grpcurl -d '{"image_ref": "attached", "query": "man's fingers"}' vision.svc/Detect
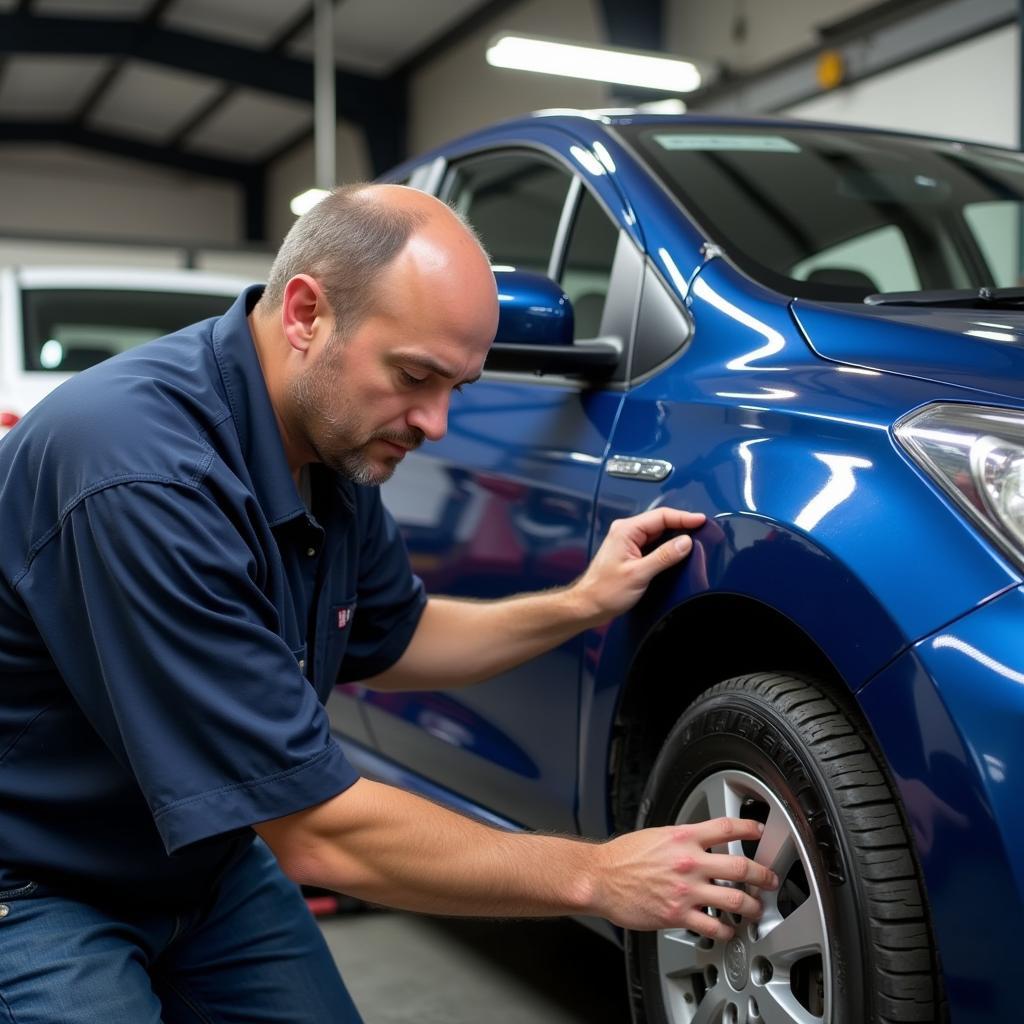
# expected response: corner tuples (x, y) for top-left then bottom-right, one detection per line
(694, 883), (764, 920)
(682, 908), (735, 942)
(703, 851), (779, 891)
(687, 816), (765, 850)
(614, 507), (706, 546)
(636, 535), (694, 581)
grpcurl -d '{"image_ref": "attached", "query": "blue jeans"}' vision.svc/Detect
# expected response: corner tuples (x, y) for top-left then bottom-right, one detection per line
(0, 840), (363, 1024)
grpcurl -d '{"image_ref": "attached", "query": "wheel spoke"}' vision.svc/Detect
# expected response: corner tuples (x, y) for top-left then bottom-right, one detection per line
(690, 981), (729, 1024)
(657, 928), (706, 978)
(754, 805), (797, 876)
(700, 775), (744, 854)
(755, 896), (825, 966)
(757, 981), (823, 1024)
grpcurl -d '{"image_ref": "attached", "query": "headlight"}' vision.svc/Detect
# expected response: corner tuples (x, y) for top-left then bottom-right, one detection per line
(895, 403), (1024, 570)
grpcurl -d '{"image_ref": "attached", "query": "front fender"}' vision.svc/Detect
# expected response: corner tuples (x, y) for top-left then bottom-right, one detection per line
(858, 584), (1024, 1021)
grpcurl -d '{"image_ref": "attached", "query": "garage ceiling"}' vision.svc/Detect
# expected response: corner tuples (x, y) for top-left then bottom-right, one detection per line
(0, 0), (666, 238)
(0, 0), (511, 196)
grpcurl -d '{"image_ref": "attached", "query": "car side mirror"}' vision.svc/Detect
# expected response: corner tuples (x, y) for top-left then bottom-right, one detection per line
(486, 269), (621, 378)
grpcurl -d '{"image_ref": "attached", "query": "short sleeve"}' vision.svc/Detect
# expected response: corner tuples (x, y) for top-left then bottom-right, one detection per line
(15, 480), (358, 855)
(338, 487), (427, 682)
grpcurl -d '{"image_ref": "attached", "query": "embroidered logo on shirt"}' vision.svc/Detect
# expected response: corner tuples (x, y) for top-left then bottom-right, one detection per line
(337, 607), (352, 629)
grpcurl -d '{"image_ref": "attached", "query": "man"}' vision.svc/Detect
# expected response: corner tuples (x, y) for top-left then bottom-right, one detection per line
(0, 184), (776, 1022)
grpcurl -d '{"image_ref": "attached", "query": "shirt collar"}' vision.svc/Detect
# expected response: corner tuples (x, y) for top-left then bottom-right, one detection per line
(211, 285), (307, 527)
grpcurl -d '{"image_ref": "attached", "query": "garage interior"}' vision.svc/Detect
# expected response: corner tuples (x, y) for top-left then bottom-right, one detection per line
(0, 1), (1020, 1021)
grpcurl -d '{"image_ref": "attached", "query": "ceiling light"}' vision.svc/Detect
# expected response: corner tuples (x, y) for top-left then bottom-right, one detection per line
(638, 98), (688, 115)
(486, 34), (706, 93)
(290, 188), (330, 217)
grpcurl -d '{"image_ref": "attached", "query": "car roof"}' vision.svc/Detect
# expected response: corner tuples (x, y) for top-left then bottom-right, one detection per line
(417, 108), (1019, 157)
(11, 266), (252, 295)
(540, 109), (1020, 149)
(383, 109), (1018, 184)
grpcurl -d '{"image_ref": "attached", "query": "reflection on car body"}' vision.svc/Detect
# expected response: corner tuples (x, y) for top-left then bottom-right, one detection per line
(336, 112), (1024, 1023)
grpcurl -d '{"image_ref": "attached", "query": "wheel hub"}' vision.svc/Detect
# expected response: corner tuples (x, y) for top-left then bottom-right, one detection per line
(656, 769), (831, 1024)
(724, 937), (749, 991)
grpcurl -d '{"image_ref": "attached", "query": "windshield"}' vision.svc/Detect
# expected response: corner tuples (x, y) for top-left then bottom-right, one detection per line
(619, 123), (1024, 302)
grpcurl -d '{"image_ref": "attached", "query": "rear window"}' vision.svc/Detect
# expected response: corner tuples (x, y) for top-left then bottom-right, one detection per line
(22, 289), (236, 372)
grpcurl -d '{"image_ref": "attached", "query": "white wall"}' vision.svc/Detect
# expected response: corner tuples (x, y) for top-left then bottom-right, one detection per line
(408, 0), (609, 158)
(0, 238), (182, 269)
(667, 0), (879, 74)
(786, 25), (1019, 147)
(263, 120), (373, 245)
(0, 144), (244, 244)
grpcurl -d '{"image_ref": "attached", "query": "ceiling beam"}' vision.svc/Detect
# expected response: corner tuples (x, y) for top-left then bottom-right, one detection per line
(597, 0), (663, 51)
(0, 120), (253, 180)
(0, 11), (401, 122)
(167, 2), (324, 151)
(71, 0), (179, 128)
(395, 0), (520, 77)
(0, 0), (35, 97)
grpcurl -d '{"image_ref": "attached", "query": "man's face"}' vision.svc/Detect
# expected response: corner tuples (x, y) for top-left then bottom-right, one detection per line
(289, 232), (497, 485)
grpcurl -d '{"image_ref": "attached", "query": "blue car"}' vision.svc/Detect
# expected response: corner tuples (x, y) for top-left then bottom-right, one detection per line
(330, 111), (1024, 1024)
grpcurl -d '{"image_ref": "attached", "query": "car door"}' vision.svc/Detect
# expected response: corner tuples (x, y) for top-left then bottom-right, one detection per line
(362, 137), (641, 832)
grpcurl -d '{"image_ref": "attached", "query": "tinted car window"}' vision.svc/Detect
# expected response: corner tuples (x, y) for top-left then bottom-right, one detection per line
(22, 289), (236, 372)
(447, 152), (571, 275)
(964, 199), (1024, 287)
(791, 223), (921, 293)
(559, 188), (620, 338)
(620, 124), (1024, 301)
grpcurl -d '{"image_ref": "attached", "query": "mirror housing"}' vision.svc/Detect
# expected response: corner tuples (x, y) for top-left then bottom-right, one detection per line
(486, 269), (621, 378)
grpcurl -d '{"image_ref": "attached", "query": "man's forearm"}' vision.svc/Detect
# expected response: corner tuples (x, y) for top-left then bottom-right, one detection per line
(257, 778), (595, 917)
(367, 509), (707, 692)
(365, 591), (601, 691)
(254, 778), (775, 934)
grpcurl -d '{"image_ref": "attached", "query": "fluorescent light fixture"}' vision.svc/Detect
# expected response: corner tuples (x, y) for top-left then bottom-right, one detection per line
(290, 188), (330, 216)
(638, 98), (688, 115)
(487, 33), (705, 93)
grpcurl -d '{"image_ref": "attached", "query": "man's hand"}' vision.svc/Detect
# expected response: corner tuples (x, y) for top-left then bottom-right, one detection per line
(573, 508), (707, 626)
(365, 506), (707, 691)
(589, 817), (777, 936)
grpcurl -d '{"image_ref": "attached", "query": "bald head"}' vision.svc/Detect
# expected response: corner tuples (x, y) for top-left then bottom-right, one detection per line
(256, 182), (490, 341)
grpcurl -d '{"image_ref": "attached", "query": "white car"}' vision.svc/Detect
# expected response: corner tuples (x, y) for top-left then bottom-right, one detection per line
(0, 266), (252, 435)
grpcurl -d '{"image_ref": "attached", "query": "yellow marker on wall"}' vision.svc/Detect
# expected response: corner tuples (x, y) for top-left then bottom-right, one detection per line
(817, 50), (846, 90)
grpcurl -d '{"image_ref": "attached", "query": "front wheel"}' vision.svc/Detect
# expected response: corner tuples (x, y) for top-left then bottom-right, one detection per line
(626, 672), (943, 1024)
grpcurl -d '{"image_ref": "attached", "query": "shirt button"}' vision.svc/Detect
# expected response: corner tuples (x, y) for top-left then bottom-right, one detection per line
(306, 546), (317, 557)
(0, 905), (8, 918)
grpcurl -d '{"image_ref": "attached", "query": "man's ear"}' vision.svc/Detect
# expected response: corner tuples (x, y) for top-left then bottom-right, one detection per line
(281, 274), (328, 354)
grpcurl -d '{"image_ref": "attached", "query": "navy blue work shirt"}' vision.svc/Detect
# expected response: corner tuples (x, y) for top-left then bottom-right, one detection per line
(0, 285), (426, 905)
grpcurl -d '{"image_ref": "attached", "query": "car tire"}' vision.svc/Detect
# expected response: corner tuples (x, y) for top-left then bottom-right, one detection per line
(625, 672), (943, 1024)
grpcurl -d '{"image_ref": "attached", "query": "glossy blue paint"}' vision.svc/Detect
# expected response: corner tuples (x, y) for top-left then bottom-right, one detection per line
(363, 380), (624, 832)
(859, 585), (1024, 1021)
(793, 300), (1024, 403)
(493, 269), (573, 346)
(340, 112), (1024, 1020)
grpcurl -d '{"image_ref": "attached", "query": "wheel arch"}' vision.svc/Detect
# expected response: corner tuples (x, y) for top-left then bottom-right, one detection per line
(604, 594), (846, 835)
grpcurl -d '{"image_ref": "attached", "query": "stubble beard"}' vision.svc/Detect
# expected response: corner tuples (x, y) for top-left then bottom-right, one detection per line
(289, 334), (423, 486)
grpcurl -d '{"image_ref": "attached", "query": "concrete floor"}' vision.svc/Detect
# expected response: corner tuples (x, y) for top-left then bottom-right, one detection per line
(320, 909), (631, 1023)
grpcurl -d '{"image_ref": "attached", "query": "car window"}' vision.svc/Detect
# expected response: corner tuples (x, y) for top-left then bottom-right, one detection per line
(964, 200), (1024, 287)
(790, 224), (920, 294)
(447, 152), (572, 275)
(620, 124), (1024, 300)
(22, 289), (236, 372)
(559, 188), (620, 338)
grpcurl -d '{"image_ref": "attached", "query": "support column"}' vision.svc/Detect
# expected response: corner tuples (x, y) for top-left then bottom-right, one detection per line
(314, 0), (336, 191)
